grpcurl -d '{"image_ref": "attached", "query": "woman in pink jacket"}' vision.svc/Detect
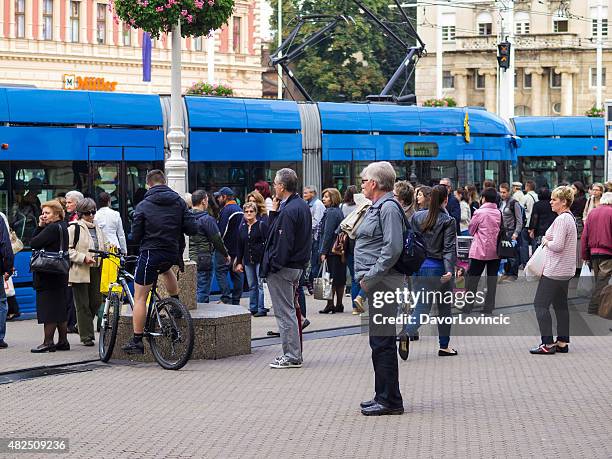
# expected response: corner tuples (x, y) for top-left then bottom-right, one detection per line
(464, 187), (501, 314)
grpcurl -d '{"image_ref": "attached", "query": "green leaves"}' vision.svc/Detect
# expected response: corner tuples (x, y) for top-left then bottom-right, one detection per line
(186, 81), (234, 96)
(112, 0), (235, 38)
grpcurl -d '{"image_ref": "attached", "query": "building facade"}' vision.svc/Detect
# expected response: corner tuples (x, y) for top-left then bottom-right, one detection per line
(416, 0), (612, 116)
(0, 0), (264, 96)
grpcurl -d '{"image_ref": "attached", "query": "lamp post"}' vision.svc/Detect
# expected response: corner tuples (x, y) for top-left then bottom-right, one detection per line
(165, 21), (187, 197)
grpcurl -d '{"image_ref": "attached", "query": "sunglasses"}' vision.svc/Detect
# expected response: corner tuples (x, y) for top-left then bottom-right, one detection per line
(81, 211), (96, 216)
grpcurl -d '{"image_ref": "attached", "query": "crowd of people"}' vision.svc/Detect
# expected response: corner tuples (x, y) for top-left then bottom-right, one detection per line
(0, 164), (611, 417)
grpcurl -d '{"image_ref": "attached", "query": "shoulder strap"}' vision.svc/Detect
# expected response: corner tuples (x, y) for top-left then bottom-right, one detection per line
(57, 223), (65, 253)
(377, 198), (410, 233)
(69, 222), (80, 249)
(222, 211), (244, 239)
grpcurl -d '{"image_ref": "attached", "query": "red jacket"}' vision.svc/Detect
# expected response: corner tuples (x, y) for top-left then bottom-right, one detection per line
(581, 205), (612, 259)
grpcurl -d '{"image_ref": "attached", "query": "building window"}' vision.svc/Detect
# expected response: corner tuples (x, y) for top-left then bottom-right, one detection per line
(442, 26), (456, 42)
(514, 70), (519, 89)
(550, 71), (562, 88)
(194, 36), (203, 51)
(42, 0), (53, 40)
(233, 16), (242, 53)
(96, 4), (106, 44)
(443, 71), (454, 89)
(122, 24), (130, 46)
(592, 19), (609, 37)
(478, 23), (492, 35)
(70, 1), (80, 43)
(590, 68), (607, 87)
(554, 9), (568, 33)
(515, 105), (531, 116)
(15, 0), (25, 38)
(475, 71), (485, 90)
(524, 73), (532, 89)
(515, 12), (530, 35)
(552, 103), (561, 114)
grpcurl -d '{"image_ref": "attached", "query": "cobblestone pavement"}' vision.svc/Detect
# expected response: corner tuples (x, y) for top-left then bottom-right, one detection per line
(2, 328), (612, 458)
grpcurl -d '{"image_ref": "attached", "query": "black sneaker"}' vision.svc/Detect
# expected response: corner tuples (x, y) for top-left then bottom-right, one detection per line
(122, 338), (145, 355)
(398, 333), (409, 361)
(0, 340), (7, 349)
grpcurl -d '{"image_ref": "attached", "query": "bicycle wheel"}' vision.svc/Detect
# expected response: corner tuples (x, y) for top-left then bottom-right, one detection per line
(99, 292), (121, 362)
(147, 298), (194, 370)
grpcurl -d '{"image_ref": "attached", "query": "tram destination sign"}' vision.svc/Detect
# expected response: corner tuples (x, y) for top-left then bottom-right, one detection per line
(404, 142), (439, 158)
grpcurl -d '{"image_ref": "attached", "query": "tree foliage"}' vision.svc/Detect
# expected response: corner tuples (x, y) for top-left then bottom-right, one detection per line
(269, 0), (417, 102)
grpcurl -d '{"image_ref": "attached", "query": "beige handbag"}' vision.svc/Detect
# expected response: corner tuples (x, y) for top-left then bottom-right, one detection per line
(313, 260), (333, 300)
(10, 230), (24, 254)
(340, 201), (371, 240)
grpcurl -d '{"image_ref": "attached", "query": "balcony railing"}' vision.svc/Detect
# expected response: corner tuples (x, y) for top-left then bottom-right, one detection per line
(456, 33), (588, 51)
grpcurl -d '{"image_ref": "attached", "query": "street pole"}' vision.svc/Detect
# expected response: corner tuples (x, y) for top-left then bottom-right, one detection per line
(435, 2), (443, 99)
(597, 0), (603, 109)
(166, 20), (187, 197)
(277, 0), (283, 99)
(498, 0), (514, 121)
(207, 33), (216, 84)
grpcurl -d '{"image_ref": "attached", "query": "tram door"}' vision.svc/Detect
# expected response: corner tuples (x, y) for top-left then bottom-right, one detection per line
(88, 147), (162, 253)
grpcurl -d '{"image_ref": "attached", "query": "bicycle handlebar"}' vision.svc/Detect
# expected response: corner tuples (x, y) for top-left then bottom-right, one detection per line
(88, 249), (138, 263)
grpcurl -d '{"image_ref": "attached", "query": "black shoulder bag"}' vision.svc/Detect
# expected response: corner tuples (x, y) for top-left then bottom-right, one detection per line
(30, 224), (70, 275)
(496, 210), (516, 259)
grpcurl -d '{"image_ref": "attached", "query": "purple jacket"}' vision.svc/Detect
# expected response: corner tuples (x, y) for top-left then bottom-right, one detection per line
(468, 202), (501, 260)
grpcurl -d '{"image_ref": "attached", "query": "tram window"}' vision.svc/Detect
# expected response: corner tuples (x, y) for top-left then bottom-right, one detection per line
(126, 162), (160, 226)
(482, 161), (500, 187)
(0, 167), (7, 216)
(328, 162), (350, 194)
(92, 164), (120, 211)
(11, 162), (84, 246)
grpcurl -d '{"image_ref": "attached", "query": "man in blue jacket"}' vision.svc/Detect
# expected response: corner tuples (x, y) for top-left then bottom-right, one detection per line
(214, 187), (244, 305)
(261, 168), (312, 369)
(0, 217), (15, 349)
(440, 178), (461, 235)
(122, 170), (198, 355)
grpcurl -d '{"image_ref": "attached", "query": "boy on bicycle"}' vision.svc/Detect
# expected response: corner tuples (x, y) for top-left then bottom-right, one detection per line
(122, 170), (198, 355)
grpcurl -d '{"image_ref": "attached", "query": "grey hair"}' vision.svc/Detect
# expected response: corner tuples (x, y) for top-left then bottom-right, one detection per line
(441, 177), (453, 187)
(601, 192), (612, 205)
(184, 193), (193, 209)
(66, 190), (84, 203)
(76, 197), (97, 214)
(275, 168), (299, 193)
(303, 185), (317, 195)
(361, 162), (396, 192)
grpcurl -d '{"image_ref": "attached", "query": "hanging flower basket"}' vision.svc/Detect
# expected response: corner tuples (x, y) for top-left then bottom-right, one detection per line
(422, 97), (457, 108)
(186, 81), (233, 96)
(585, 105), (604, 117)
(111, 0), (235, 39)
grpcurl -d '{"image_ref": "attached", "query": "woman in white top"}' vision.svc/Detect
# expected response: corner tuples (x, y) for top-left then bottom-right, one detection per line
(94, 192), (127, 253)
(455, 188), (471, 236)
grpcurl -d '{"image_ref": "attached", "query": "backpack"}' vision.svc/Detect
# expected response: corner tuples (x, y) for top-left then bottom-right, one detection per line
(510, 199), (527, 229)
(69, 222), (81, 249)
(377, 199), (427, 276)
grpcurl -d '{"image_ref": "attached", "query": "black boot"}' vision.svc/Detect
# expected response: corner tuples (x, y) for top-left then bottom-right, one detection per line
(319, 301), (335, 314)
(334, 285), (344, 313)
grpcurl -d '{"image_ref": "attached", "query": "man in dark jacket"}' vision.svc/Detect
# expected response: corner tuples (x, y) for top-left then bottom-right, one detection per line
(122, 170), (198, 355)
(261, 168), (312, 369)
(0, 216), (15, 348)
(499, 182), (524, 281)
(214, 187), (244, 305)
(190, 189), (230, 304)
(440, 178), (461, 235)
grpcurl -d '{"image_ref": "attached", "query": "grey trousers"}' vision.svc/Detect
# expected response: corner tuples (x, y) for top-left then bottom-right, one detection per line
(267, 267), (302, 362)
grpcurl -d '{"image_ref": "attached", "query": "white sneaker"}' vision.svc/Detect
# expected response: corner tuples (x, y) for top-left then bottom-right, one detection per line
(269, 356), (302, 369)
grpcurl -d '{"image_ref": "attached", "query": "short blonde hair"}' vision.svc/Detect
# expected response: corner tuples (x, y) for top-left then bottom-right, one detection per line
(243, 202), (258, 214)
(551, 186), (574, 208)
(43, 200), (65, 221)
(322, 188), (342, 207)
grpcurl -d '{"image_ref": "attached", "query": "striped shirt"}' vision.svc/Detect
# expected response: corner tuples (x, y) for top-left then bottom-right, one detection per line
(542, 212), (577, 280)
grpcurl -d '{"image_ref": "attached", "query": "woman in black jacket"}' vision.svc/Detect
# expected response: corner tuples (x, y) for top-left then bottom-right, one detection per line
(29, 200), (70, 353)
(400, 185), (458, 360)
(318, 188), (346, 314)
(235, 202), (269, 317)
(528, 188), (557, 245)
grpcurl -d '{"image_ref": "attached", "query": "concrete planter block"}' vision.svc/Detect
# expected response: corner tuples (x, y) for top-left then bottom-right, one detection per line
(156, 260), (197, 311)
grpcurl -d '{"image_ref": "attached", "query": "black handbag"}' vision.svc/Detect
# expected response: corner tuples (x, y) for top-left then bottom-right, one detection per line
(496, 210), (516, 259)
(30, 224), (70, 275)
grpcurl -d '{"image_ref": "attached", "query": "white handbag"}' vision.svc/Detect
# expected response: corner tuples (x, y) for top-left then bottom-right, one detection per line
(313, 260), (333, 300)
(576, 263), (594, 297)
(524, 245), (546, 280)
(4, 276), (15, 297)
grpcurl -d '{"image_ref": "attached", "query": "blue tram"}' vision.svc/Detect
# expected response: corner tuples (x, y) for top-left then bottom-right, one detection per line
(0, 87), (543, 314)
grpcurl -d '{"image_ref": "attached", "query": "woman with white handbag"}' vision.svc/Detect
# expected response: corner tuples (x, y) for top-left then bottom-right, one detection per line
(529, 186), (577, 355)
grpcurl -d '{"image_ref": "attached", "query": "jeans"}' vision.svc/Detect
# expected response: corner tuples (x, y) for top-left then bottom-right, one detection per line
(346, 251), (361, 301)
(196, 270), (213, 303)
(403, 264), (452, 349)
(519, 228), (536, 266)
(0, 281), (7, 341)
(215, 252), (244, 305)
(245, 263), (265, 314)
(534, 276), (570, 345)
(466, 258), (501, 313)
(308, 238), (320, 285)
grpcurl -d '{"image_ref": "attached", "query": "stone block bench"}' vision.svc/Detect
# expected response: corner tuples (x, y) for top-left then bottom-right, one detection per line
(110, 303), (251, 363)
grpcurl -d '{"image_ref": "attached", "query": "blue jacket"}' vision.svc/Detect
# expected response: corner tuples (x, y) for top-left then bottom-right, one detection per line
(217, 201), (243, 257)
(446, 194), (462, 235)
(236, 217), (269, 266)
(261, 193), (312, 277)
(319, 206), (343, 256)
(131, 185), (198, 263)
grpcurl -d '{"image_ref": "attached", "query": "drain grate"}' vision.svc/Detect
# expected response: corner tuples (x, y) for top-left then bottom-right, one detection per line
(0, 363), (105, 385)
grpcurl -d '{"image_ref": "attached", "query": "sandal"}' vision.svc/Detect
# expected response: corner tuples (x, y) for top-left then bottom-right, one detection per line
(438, 348), (458, 357)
